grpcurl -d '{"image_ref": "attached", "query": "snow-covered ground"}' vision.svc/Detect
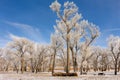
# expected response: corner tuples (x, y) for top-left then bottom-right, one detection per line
(0, 71), (120, 80)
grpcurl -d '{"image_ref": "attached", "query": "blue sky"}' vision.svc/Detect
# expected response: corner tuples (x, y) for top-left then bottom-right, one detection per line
(0, 0), (120, 47)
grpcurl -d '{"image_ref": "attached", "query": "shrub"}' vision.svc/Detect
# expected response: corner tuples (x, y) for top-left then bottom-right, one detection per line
(52, 72), (78, 76)
(98, 72), (105, 75)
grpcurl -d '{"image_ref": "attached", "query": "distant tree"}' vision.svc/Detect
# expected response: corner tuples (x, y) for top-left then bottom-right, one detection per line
(108, 35), (120, 75)
(7, 34), (32, 74)
(91, 46), (101, 72)
(0, 48), (2, 56)
(2, 49), (12, 72)
(0, 48), (5, 71)
(25, 42), (35, 73)
(50, 33), (63, 74)
(34, 44), (48, 73)
(58, 48), (67, 71)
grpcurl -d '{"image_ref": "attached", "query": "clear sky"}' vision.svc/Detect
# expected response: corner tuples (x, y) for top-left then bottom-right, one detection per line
(0, 0), (120, 47)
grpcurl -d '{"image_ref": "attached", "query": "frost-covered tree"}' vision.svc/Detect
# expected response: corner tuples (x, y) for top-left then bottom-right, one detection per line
(3, 48), (20, 73)
(0, 48), (2, 56)
(50, 0), (99, 74)
(7, 35), (33, 73)
(108, 35), (120, 75)
(34, 44), (48, 73)
(0, 48), (6, 70)
(50, 33), (63, 74)
(0, 48), (4, 71)
(79, 46), (95, 74)
(58, 48), (67, 71)
(25, 42), (35, 73)
(5, 34), (50, 73)
(79, 20), (99, 74)
(0, 48), (12, 72)
(91, 46), (101, 71)
(98, 49), (111, 72)
(89, 46), (112, 73)
(50, 0), (82, 73)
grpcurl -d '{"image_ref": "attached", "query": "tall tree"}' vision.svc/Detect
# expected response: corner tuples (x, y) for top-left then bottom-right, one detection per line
(50, 0), (99, 74)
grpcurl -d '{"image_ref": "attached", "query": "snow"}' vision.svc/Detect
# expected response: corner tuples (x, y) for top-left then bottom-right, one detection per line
(0, 71), (120, 80)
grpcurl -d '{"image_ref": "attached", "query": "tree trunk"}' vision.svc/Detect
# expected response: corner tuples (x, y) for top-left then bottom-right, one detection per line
(21, 55), (24, 74)
(74, 58), (78, 71)
(70, 47), (76, 72)
(66, 34), (70, 73)
(115, 60), (117, 75)
(35, 68), (38, 73)
(30, 58), (34, 73)
(14, 64), (19, 73)
(48, 55), (53, 72)
(80, 60), (84, 75)
(52, 49), (56, 75)
(5, 64), (9, 72)
(80, 64), (83, 75)
(118, 61), (120, 72)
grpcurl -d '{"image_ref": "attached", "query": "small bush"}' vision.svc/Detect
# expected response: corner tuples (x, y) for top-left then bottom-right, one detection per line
(98, 72), (105, 75)
(52, 72), (78, 76)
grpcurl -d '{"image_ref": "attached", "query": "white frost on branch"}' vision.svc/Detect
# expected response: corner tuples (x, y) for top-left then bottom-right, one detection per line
(50, 0), (61, 12)
(108, 35), (120, 57)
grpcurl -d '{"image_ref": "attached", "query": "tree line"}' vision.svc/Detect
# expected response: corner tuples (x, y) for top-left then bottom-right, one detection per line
(0, 0), (120, 75)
